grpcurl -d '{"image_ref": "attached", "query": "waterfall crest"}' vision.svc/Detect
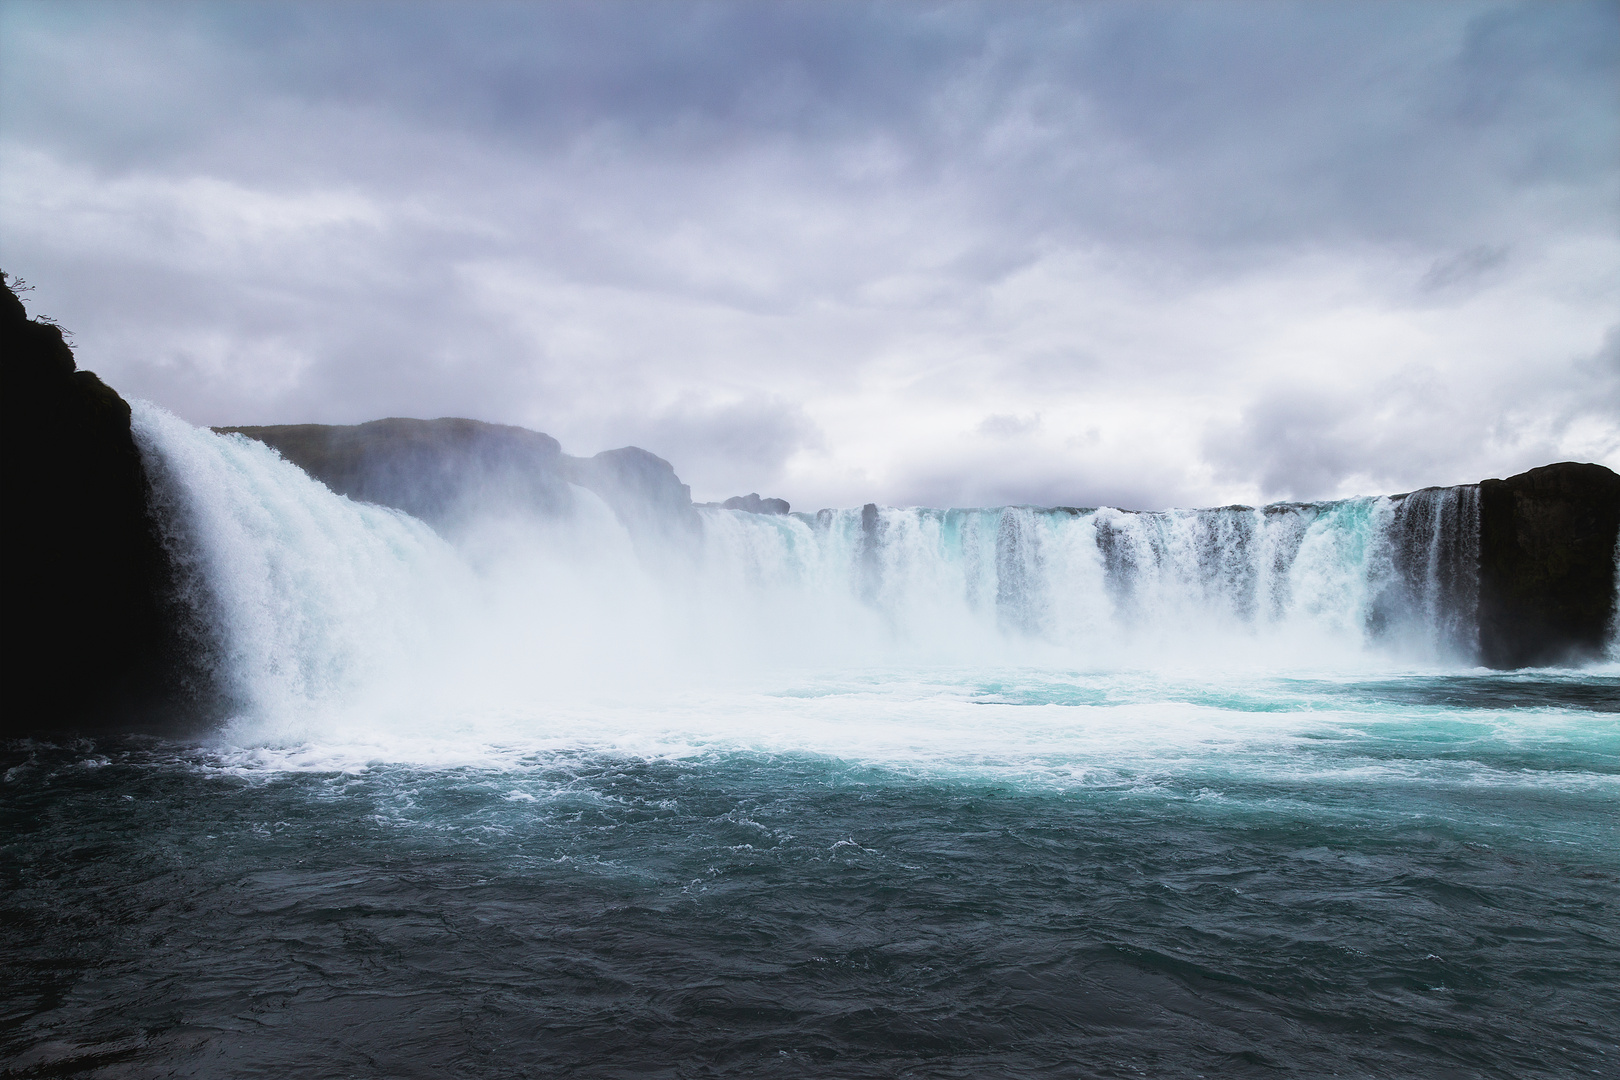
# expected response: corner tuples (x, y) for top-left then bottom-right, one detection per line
(132, 405), (1496, 728)
(702, 492), (1482, 663)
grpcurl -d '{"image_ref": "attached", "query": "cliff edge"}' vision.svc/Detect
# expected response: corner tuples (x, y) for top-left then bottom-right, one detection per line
(1478, 462), (1620, 668)
(0, 275), (205, 734)
(216, 418), (572, 526)
(218, 420), (702, 547)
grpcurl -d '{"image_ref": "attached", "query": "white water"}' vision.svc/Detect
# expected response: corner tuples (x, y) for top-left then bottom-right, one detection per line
(131, 404), (1518, 769)
(697, 494), (1479, 666)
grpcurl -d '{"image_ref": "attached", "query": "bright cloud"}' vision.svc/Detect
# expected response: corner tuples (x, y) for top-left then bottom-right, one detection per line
(2, 0), (1615, 509)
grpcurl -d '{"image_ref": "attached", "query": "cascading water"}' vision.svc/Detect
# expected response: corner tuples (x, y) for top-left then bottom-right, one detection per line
(131, 404), (1494, 732)
(1376, 484), (1481, 657)
(134, 404), (461, 722)
(702, 493), (1483, 665)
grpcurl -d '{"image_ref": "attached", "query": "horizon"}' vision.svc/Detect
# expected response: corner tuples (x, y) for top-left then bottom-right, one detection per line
(2, 0), (1616, 510)
(202, 402), (1610, 515)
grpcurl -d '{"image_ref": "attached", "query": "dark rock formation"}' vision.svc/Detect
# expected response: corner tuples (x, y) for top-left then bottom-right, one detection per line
(221, 419), (701, 547)
(562, 446), (702, 546)
(723, 493), (790, 515)
(1, 274), (207, 735)
(1478, 462), (1620, 668)
(857, 502), (883, 604)
(216, 418), (572, 528)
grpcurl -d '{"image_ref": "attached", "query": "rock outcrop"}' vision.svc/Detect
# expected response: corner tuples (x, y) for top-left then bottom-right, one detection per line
(216, 418), (572, 528)
(562, 446), (702, 545)
(220, 419), (701, 547)
(0, 275), (207, 734)
(723, 493), (790, 515)
(1478, 462), (1620, 668)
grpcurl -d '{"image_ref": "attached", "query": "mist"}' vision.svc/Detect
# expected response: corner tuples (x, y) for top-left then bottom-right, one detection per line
(123, 402), (1516, 769)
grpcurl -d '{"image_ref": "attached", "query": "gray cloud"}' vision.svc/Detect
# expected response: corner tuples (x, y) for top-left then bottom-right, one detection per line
(1419, 245), (1511, 294)
(977, 413), (1042, 439)
(1205, 330), (1620, 501)
(11, 2), (1613, 248)
(2, 0), (1615, 509)
(598, 395), (825, 503)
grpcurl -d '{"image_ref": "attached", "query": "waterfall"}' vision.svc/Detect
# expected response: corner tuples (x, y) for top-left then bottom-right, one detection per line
(131, 405), (1494, 727)
(133, 403), (461, 720)
(704, 490), (1481, 662)
(1375, 485), (1481, 657)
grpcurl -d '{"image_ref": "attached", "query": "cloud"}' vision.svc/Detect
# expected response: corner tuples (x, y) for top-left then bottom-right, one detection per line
(977, 413), (1041, 439)
(596, 395), (826, 503)
(1, 0), (1615, 509)
(1419, 245), (1510, 294)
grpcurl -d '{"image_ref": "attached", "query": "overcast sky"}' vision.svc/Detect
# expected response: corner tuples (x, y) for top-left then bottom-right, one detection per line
(2, 1), (1616, 510)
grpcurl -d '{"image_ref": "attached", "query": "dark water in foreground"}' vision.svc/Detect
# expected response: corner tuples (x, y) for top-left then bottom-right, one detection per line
(3, 674), (1618, 1079)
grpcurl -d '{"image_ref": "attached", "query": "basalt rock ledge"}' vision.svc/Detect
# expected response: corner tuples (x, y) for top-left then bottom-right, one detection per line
(1477, 462), (1620, 668)
(1, 276), (210, 735)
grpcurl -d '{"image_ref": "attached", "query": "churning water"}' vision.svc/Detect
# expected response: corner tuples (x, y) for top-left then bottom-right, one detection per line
(2, 406), (1616, 1078)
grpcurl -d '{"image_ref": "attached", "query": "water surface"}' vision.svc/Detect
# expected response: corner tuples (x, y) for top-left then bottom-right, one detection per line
(5, 671), (1616, 1078)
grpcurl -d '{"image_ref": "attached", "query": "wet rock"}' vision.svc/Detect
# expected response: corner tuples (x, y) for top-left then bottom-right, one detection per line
(223, 420), (702, 550)
(722, 493), (790, 515)
(1478, 462), (1620, 668)
(0, 274), (208, 734)
(561, 445), (702, 548)
(217, 418), (572, 527)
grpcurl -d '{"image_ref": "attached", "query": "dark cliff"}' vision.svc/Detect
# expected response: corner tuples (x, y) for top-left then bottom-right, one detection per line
(0, 275), (206, 734)
(1478, 462), (1620, 668)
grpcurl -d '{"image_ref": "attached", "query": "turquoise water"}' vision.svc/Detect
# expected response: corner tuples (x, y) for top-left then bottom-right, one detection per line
(5, 671), (1616, 1078)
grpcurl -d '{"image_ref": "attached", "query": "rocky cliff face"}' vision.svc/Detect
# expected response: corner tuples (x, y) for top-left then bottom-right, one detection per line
(1478, 462), (1620, 668)
(0, 276), (209, 734)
